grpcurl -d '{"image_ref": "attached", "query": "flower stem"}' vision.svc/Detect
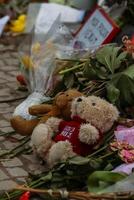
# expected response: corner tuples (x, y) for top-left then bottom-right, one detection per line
(59, 63), (84, 75)
(87, 145), (108, 158)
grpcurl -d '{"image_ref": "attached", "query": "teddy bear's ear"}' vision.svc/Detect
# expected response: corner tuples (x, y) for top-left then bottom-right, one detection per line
(101, 103), (119, 132)
(108, 103), (119, 121)
(66, 89), (83, 99)
(53, 92), (64, 104)
(70, 98), (77, 117)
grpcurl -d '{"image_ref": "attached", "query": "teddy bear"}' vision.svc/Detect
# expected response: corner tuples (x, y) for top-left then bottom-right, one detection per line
(31, 95), (119, 168)
(10, 89), (83, 136)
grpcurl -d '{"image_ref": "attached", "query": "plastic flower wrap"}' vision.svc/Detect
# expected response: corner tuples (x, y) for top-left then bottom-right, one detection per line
(13, 17), (73, 119)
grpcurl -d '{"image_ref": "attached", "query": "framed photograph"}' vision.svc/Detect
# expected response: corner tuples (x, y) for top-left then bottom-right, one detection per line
(73, 5), (120, 49)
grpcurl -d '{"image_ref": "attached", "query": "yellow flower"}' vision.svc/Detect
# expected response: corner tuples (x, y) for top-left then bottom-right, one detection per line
(18, 15), (26, 21)
(21, 55), (33, 69)
(32, 42), (41, 53)
(10, 14), (26, 33)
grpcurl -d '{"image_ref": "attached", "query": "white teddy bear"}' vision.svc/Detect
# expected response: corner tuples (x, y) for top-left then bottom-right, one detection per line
(31, 96), (119, 168)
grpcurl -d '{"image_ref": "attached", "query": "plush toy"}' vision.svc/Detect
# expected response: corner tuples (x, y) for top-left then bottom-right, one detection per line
(10, 89), (83, 136)
(31, 96), (119, 168)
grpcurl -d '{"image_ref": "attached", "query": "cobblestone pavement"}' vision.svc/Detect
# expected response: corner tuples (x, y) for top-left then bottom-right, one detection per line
(0, 37), (44, 193)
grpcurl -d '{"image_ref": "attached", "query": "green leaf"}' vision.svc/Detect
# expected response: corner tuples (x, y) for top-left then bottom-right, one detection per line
(96, 45), (112, 65)
(116, 51), (128, 64)
(83, 63), (98, 79)
(117, 74), (134, 105)
(104, 163), (114, 171)
(107, 65), (134, 106)
(96, 45), (114, 73)
(107, 84), (120, 104)
(87, 171), (126, 193)
(89, 159), (103, 170)
(96, 45), (127, 74)
(40, 172), (52, 182)
(63, 73), (75, 89)
(123, 64), (134, 79)
(68, 156), (90, 165)
(95, 67), (108, 80)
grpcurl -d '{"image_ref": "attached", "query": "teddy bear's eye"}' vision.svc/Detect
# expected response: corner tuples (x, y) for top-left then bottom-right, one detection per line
(92, 102), (96, 106)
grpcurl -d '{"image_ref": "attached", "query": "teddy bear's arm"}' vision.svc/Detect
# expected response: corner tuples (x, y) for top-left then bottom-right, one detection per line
(29, 104), (53, 116)
(10, 116), (39, 136)
(39, 106), (61, 124)
(79, 123), (99, 145)
(45, 117), (62, 132)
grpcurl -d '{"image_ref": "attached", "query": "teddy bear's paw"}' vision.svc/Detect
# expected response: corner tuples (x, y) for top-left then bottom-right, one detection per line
(46, 117), (62, 132)
(79, 124), (99, 145)
(31, 123), (53, 158)
(47, 141), (74, 168)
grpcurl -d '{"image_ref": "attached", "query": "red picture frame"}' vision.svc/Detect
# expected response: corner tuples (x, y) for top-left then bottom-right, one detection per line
(73, 4), (120, 47)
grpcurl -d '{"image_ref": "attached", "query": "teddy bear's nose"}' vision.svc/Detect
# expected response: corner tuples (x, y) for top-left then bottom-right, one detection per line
(77, 97), (82, 102)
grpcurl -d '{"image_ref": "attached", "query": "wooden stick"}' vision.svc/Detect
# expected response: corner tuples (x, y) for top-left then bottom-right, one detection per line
(14, 185), (134, 200)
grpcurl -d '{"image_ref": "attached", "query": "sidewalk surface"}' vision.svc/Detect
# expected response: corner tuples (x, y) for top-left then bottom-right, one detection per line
(0, 37), (44, 193)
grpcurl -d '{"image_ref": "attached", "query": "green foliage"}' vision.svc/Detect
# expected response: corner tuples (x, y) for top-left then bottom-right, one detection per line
(60, 44), (134, 107)
(106, 84), (120, 104)
(87, 171), (126, 193)
(96, 45), (127, 74)
(107, 65), (134, 106)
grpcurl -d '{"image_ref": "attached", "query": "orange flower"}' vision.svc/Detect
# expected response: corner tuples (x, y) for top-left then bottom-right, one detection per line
(122, 35), (134, 57)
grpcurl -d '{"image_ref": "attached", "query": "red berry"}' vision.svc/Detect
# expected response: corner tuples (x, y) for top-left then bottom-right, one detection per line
(16, 75), (27, 86)
(19, 192), (30, 200)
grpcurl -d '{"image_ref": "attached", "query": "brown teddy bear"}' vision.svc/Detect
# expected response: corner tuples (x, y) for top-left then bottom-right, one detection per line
(10, 89), (83, 136)
(31, 95), (119, 168)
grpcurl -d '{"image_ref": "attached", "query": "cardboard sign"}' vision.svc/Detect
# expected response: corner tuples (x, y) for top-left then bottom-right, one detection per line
(73, 5), (120, 49)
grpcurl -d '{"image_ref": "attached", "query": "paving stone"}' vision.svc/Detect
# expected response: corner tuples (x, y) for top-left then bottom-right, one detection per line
(8, 71), (19, 76)
(0, 41), (45, 192)
(0, 72), (6, 78)
(16, 177), (26, 184)
(0, 136), (5, 142)
(0, 103), (10, 108)
(3, 140), (19, 149)
(4, 75), (16, 82)
(12, 134), (25, 140)
(7, 45), (15, 50)
(0, 66), (18, 71)
(11, 100), (23, 106)
(0, 88), (10, 96)
(0, 44), (5, 49)
(30, 169), (44, 175)
(22, 154), (40, 164)
(0, 79), (7, 84)
(10, 52), (18, 58)
(0, 169), (9, 180)
(28, 163), (44, 174)
(6, 167), (28, 177)
(0, 60), (4, 66)
(0, 127), (14, 133)
(5, 59), (19, 66)
(0, 120), (10, 127)
(7, 82), (18, 89)
(0, 180), (17, 191)
(0, 107), (15, 114)
(2, 157), (23, 168)
(2, 52), (12, 59)
(3, 113), (13, 121)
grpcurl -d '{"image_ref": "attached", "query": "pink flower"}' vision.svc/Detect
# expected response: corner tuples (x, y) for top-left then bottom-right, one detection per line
(120, 149), (134, 163)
